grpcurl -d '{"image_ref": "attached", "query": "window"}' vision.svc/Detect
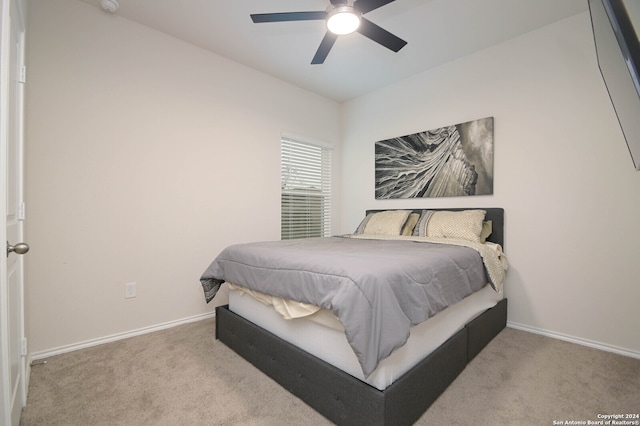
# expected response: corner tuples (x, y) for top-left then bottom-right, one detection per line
(281, 136), (332, 239)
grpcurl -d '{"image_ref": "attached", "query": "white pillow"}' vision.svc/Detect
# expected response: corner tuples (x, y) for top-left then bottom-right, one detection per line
(401, 213), (420, 236)
(361, 210), (411, 236)
(425, 210), (486, 242)
(480, 220), (493, 242)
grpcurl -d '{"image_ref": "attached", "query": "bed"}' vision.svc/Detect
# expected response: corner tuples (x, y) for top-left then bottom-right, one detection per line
(201, 207), (507, 425)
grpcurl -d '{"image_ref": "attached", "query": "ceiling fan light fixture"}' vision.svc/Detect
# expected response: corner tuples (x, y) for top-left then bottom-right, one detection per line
(327, 6), (360, 35)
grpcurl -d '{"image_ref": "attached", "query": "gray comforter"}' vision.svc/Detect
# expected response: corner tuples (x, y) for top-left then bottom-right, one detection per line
(200, 236), (489, 377)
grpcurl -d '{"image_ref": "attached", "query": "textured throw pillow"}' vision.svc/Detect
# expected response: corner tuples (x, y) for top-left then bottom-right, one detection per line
(354, 213), (374, 234)
(401, 213), (420, 236)
(480, 220), (493, 242)
(362, 210), (412, 236)
(413, 210), (435, 237)
(426, 210), (487, 242)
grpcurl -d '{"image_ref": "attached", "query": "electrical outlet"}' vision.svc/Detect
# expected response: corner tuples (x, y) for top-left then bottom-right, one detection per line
(125, 282), (137, 299)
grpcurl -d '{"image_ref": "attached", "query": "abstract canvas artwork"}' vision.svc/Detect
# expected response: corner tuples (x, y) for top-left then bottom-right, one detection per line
(375, 117), (494, 199)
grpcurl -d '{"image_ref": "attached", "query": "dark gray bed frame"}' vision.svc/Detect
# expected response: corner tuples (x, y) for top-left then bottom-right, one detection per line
(215, 208), (506, 426)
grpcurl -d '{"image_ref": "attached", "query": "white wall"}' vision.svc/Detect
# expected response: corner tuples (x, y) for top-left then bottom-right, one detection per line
(341, 13), (640, 356)
(25, 1), (640, 360)
(24, 0), (341, 354)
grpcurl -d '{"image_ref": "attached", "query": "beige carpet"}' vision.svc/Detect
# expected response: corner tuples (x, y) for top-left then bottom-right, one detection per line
(21, 318), (640, 425)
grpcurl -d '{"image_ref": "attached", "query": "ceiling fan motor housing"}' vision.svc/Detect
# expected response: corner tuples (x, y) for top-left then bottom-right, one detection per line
(250, 0), (406, 64)
(100, 0), (119, 13)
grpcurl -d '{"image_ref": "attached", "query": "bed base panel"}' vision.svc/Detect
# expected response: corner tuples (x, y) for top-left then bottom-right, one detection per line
(467, 295), (508, 361)
(215, 298), (507, 426)
(217, 305), (384, 424)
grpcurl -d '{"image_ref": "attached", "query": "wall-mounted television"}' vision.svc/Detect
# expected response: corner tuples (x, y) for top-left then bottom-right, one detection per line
(589, 0), (640, 171)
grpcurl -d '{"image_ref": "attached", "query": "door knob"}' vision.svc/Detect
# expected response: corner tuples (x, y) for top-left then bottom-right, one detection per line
(7, 241), (30, 257)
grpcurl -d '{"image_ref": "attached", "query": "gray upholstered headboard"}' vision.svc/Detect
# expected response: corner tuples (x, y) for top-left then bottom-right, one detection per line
(365, 208), (504, 249)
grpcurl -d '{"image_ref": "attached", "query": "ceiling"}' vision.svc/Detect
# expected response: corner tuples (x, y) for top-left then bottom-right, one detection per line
(78, 0), (589, 102)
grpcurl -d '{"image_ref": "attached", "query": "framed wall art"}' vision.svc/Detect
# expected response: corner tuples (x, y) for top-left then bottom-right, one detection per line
(375, 117), (494, 199)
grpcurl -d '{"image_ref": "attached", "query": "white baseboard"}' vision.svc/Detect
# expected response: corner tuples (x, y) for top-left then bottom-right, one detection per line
(30, 311), (216, 361)
(29, 314), (639, 364)
(507, 321), (640, 360)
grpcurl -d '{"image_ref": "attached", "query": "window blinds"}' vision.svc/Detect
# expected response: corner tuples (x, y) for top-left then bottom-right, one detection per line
(281, 137), (332, 240)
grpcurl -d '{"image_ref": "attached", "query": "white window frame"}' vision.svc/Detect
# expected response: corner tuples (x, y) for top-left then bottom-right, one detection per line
(281, 135), (332, 240)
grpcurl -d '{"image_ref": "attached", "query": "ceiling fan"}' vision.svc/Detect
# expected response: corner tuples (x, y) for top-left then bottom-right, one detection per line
(250, 0), (407, 65)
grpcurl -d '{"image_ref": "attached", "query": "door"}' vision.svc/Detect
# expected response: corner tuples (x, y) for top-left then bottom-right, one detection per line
(1, 0), (27, 425)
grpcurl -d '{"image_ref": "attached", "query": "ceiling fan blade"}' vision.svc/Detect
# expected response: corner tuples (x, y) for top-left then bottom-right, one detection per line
(311, 32), (339, 65)
(251, 11), (326, 23)
(357, 17), (407, 52)
(354, 0), (395, 14)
